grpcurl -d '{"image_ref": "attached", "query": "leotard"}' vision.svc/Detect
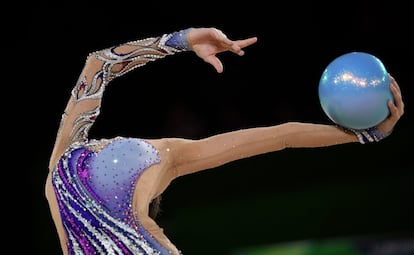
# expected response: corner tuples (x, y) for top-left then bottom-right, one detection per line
(50, 30), (189, 255)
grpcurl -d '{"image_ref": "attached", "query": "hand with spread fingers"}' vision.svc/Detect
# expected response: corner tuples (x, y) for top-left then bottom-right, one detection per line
(187, 27), (258, 73)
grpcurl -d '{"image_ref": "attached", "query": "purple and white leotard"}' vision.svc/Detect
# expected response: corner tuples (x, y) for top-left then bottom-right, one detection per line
(52, 137), (166, 254)
(51, 29), (190, 254)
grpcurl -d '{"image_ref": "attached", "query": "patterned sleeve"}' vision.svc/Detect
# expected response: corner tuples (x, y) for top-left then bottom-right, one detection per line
(51, 29), (191, 161)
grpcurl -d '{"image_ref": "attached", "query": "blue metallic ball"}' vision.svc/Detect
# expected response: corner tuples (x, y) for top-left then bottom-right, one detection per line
(318, 52), (393, 130)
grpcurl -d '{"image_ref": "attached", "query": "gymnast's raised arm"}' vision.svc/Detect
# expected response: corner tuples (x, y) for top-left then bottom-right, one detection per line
(48, 28), (258, 170)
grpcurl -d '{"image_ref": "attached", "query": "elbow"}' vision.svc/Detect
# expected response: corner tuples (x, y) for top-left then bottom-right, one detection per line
(85, 51), (101, 67)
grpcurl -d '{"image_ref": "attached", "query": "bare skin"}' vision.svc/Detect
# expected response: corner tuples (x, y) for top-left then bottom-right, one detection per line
(45, 27), (404, 255)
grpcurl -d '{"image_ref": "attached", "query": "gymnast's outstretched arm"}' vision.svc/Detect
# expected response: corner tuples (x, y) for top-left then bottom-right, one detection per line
(162, 75), (403, 178)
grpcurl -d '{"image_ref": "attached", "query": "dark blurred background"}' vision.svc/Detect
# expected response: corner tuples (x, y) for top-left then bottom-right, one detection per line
(15, 1), (413, 254)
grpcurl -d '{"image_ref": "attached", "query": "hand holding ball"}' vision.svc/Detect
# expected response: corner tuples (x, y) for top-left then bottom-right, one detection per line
(318, 52), (393, 130)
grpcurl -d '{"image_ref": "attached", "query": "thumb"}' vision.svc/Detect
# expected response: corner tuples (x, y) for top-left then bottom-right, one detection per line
(205, 55), (224, 73)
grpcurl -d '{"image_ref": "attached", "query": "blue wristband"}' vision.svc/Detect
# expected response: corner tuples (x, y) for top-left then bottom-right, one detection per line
(165, 28), (191, 51)
(349, 126), (392, 144)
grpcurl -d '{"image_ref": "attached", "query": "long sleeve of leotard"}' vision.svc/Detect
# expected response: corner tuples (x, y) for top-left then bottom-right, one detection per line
(49, 30), (190, 169)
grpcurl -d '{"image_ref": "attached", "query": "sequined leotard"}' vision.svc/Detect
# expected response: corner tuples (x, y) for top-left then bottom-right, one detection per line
(50, 31), (189, 255)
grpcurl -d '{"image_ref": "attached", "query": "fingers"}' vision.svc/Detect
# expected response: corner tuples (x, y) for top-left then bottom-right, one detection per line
(203, 28), (258, 72)
(212, 28), (233, 46)
(389, 75), (404, 117)
(205, 55), (224, 73)
(384, 75), (404, 128)
(230, 37), (258, 56)
(236, 37), (258, 49)
(387, 99), (399, 122)
(214, 28), (257, 56)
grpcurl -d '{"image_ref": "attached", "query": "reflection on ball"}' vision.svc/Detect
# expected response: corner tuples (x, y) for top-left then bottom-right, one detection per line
(318, 52), (393, 130)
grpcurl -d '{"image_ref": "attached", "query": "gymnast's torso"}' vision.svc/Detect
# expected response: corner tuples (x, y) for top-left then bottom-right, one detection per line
(51, 137), (175, 255)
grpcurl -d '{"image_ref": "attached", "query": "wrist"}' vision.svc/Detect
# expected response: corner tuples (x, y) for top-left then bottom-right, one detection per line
(164, 28), (192, 51)
(351, 126), (392, 144)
